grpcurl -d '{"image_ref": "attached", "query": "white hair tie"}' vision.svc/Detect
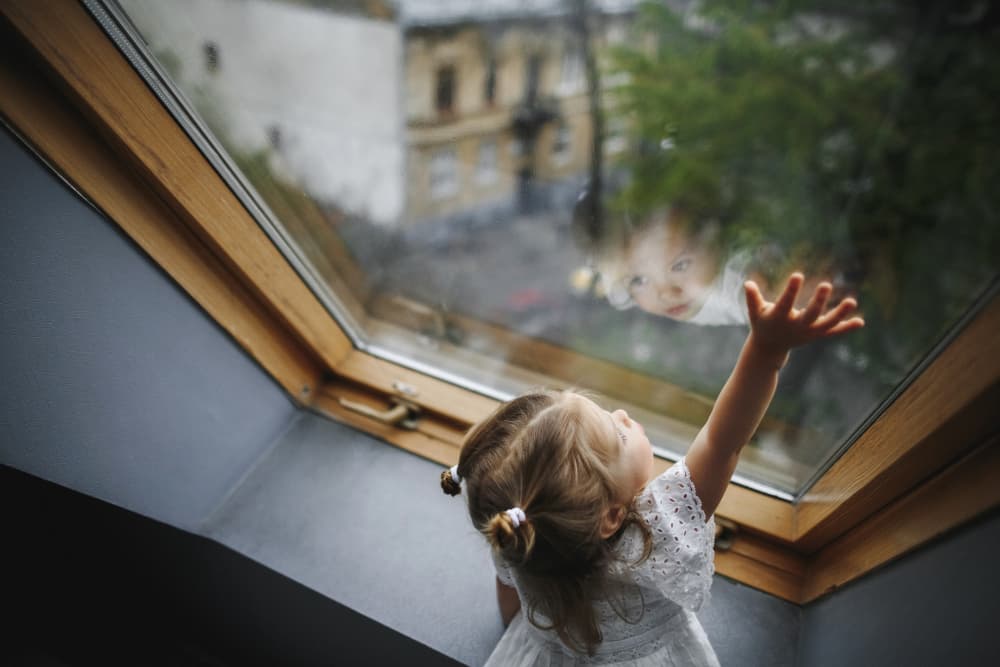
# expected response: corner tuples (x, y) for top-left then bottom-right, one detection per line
(505, 507), (526, 528)
(449, 464), (462, 483)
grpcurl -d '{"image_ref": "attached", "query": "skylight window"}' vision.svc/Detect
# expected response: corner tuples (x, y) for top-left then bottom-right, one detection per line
(112, 0), (999, 497)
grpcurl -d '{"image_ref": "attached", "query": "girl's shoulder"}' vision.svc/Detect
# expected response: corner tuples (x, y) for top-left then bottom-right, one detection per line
(639, 457), (708, 523)
(617, 457), (712, 560)
(608, 457), (716, 612)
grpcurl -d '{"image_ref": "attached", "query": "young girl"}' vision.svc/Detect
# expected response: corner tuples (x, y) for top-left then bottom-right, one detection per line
(441, 273), (863, 665)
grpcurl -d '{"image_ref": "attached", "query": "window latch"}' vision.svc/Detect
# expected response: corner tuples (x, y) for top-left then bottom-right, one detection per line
(338, 396), (421, 430)
(714, 517), (739, 552)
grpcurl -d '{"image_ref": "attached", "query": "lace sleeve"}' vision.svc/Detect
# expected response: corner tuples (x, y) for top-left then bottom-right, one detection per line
(491, 548), (516, 588)
(611, 457), (716, 612)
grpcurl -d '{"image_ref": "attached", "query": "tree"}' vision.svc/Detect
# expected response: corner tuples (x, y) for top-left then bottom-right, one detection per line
(608, 0), (1000, 387)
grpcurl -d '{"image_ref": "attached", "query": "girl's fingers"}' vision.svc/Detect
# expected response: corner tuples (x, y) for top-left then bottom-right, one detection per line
(744, 280), (766, 318)
(773, 272), (803, 316)
(801, 282), (832, 324)
(824, 316), (865, 337)
(815, 297), (857, 329)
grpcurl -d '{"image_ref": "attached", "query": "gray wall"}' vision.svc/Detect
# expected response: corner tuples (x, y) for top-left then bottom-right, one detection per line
(0, 127), (297, 531)
(798, 510), (1000, 666)
(701, 575), (800, 666)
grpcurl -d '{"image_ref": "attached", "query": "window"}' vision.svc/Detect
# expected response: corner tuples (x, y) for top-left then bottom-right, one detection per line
(435, 65), (455, 114)
(604, 115), (626, 154)
(558, 47), (583, 95)
(267, 125), (282, 151)
(552, 123), (572, 165)
(203, 41), (220, 73)
(524, 54), (541, 104)
(8, 0), (996, 604)
(100, 0), (998, 498)
(484, 58), (497, 106)
(605, 22), (626, 46)
(476, 140), (498, 186)
(429, 148), (458, 199)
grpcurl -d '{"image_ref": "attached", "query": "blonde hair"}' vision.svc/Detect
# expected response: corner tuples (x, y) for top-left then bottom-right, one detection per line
(440, 390), (652, 655)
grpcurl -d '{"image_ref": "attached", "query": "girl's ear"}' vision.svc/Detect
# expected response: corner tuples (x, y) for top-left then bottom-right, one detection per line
(600, 505), (627, 539)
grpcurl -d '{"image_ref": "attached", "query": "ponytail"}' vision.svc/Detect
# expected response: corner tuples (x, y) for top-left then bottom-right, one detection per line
(485, 508), (535, 564)
(440, 465), (462, 496)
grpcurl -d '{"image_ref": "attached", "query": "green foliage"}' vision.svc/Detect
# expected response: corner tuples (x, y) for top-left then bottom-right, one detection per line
(611, 2), (898, 250)
(607, 0), (1000, 386)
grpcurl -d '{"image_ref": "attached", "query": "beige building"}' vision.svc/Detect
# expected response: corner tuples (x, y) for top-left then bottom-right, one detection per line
(402, 3), (637, 222)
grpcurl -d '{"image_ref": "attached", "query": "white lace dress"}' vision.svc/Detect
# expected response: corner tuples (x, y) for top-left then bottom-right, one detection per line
(485, 458), (719, 666)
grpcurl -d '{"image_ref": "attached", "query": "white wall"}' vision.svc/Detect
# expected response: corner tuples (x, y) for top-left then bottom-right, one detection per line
(121, 0), (405, 225)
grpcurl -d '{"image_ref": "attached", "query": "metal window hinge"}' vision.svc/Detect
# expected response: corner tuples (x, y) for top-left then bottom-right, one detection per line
(338, 396), (421, 430)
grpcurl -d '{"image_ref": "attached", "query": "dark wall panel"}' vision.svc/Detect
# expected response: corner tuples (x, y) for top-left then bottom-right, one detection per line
(2, 464), (461, 667)
(798, 510), (1000, 666)
(700, 575), (800, 667)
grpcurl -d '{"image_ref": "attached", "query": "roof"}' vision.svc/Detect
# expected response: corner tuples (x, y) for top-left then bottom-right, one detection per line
(396, 0), (640, 27)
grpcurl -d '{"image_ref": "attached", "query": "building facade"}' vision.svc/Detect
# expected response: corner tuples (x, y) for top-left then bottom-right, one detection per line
(401, 1), (638, 224)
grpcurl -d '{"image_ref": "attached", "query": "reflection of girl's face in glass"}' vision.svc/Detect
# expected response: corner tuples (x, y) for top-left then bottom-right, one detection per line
(624, 219), (722, 321)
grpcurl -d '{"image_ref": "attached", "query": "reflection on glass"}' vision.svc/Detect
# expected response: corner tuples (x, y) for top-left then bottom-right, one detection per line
(117, 0), (998, 495)
(597, 208), (845, 327)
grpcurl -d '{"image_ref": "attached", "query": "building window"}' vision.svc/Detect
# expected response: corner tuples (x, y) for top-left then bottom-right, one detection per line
(476, 140), (498, 185)
(267, 125), (282, 151)
(552, 123), (572, 165)
(509, 137), (524, 157)
(558, 47), (583, 95)
(525, 54), (541, 104)
(435, 65), (456, 114)
(604, 116), (627, 154)
(203, 41), (220, 73)
(606, 22), (626, 45)
(484, 58), (497, 106)
(429, 148), (458, 199)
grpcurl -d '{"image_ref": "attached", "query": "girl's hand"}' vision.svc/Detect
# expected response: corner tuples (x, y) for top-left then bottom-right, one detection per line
(744, 272), (864, 356)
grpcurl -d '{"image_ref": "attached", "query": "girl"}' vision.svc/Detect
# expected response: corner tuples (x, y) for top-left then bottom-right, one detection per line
(441, 273), (863, 665)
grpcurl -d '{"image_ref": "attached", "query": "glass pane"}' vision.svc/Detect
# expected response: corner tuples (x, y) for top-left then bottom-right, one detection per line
(115, 0), (999, 496)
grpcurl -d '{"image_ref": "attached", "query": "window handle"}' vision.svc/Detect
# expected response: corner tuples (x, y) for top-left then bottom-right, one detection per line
(714, 517), (739, 552)
(338, 397), (421, 430)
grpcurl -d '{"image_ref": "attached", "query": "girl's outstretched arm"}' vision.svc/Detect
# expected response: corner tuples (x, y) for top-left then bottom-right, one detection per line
(684, 273), (864, 519)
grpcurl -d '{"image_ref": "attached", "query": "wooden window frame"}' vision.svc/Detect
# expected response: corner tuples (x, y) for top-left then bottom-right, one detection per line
(2, 1), (997, 605)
